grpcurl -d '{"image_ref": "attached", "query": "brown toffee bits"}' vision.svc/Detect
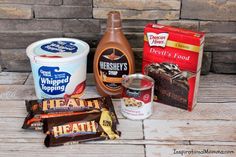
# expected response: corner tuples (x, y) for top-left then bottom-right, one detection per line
(22, 96), (117, 130)
(44, 110), (120, 147)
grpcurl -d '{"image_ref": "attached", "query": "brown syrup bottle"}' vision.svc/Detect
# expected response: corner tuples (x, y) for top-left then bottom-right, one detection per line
(93, 11), (135, 97)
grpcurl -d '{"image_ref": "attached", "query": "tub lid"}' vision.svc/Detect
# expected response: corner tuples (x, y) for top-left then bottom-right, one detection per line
(26, 38), (89, 62)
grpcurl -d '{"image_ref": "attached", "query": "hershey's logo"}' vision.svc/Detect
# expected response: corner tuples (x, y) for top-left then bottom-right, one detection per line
(99, 62), (128, 71)
(42, 99), (100, 111)
(53, 121), (97, 138)
(147, 32), (169, 47)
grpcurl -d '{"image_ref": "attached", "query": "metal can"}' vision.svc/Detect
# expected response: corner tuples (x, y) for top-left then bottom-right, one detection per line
(121, 73), (154, 120)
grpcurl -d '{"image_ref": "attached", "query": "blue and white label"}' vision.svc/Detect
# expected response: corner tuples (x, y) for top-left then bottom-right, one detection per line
(38, 66), (71, 95)
(41, 41), (78, 53)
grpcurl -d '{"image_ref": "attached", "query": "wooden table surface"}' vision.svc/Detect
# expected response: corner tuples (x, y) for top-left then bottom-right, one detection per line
(0, 72), (235, 157)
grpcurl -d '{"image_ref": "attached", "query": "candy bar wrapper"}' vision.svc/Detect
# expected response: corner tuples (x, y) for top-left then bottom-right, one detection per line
(22, 96), (118, 130)
(44, 110), (120, 147)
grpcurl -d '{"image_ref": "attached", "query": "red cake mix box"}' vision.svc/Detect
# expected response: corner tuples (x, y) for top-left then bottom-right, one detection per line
(142, 23), (205, 111)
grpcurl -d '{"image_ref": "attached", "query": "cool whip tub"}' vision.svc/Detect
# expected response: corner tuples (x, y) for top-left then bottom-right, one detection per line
(26, 38), (90, 99)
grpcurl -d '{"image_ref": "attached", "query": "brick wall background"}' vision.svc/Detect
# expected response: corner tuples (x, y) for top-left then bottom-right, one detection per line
(0, 0), (235, 74)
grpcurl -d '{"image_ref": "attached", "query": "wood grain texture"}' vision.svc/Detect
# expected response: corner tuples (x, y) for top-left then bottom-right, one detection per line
(23, 73), (33, 85)
(0, 49), (31, 72)
(0, 101), (27, 118)
(144, 120), (236, 141)
(0, 85), (37, 100)
(150, 102), (236, 120)
(0, 143), (144, 157)
(190, 141), (236, 146)
(198, 87), (236, 103)
(0, 72), (29, 84)
(199, 73), (236, 87)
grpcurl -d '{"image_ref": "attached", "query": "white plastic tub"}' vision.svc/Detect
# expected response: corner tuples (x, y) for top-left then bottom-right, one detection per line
(26, 38), (90, 99)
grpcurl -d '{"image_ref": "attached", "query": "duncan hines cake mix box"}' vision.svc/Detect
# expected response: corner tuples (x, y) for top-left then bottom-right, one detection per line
(142, 24), (205, 111)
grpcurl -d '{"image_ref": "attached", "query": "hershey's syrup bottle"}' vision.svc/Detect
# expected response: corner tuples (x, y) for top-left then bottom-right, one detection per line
(93, 11), (135, 97)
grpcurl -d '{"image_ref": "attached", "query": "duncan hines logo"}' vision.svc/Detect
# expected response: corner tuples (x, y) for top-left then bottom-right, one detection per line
(147, 32), (169, 47)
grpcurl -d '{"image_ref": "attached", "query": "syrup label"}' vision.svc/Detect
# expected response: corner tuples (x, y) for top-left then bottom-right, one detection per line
(98, 48), (130, 91)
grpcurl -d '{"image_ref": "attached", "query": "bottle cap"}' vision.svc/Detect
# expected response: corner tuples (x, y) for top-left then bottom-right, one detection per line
(107, 11), (122, 29)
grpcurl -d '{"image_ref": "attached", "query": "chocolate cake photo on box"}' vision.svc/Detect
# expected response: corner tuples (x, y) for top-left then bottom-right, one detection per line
(145, 62), (196, 110)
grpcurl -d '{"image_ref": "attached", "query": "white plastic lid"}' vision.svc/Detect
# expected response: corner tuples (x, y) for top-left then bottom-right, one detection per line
(26, 38), (90, 63)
